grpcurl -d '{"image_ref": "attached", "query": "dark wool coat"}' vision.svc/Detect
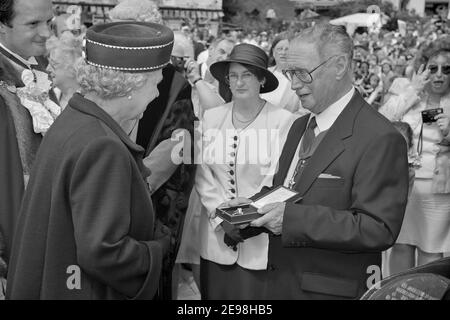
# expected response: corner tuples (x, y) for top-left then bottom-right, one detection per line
(6, 93), (162, 300)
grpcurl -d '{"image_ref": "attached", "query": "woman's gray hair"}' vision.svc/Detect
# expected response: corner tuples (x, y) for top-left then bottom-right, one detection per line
(75, 59), (157, 99)
(291, 23), (354, 65)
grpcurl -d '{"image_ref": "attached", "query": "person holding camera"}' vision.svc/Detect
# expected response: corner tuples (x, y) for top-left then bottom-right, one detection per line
(379, 39), (450, 276)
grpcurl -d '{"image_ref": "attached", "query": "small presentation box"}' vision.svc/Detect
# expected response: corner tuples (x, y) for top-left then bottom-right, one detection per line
(216, 186), (303, 225)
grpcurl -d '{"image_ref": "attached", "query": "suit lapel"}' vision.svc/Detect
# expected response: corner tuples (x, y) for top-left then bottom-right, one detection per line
(294, 91), (364, 196)
(0, 54), (24, 87)
(295, 131), (345, 195)
(273, 115), (309, 186)
(0, 54), (54, 90)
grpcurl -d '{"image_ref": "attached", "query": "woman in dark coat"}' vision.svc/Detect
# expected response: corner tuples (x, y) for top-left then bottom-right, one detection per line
(6, 21), (174, 300)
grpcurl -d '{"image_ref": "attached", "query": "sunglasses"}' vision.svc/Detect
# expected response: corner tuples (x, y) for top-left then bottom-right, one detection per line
(428, 65), (450, 75)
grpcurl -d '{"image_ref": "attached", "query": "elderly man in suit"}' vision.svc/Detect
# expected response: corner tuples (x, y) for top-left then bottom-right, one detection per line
(228, 23), (410, 299)
(0, 0), (54, 265)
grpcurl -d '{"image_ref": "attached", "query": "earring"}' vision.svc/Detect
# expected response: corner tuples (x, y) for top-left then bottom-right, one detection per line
(127, 95), (132, 100)
(261, 82), (265, 88)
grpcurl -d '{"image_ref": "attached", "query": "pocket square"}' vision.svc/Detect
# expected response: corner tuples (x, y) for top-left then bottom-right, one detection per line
(318, 173), (342, 179)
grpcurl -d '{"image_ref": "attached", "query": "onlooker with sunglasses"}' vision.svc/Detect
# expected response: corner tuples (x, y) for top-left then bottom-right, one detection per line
(379, 38), (450, 276)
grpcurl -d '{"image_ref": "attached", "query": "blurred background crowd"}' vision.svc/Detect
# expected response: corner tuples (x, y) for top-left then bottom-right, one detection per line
(49, 0), (450, 112)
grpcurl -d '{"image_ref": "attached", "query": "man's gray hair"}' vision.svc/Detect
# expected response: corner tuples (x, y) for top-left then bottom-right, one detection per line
(292, 23), (353, 63)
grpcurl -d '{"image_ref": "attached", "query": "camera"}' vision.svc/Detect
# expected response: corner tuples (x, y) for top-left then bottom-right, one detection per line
(422, 108), (443, 123)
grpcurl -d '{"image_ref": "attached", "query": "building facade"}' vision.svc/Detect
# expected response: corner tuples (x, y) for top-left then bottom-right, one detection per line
(52, 0), (223, 35)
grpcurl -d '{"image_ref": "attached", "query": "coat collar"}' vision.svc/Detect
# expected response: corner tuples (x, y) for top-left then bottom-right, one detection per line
(293, 90), (364, 196)
(68, 93), (145, 155)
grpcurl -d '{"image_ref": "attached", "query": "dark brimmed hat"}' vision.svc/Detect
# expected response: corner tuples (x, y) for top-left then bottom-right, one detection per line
(210, 43), (278, 93)
(84, 21), (174, 72)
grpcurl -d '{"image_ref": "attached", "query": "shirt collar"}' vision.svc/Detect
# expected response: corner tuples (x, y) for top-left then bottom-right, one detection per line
(314, 87), (355, 133)
(0, 42), (38, 70)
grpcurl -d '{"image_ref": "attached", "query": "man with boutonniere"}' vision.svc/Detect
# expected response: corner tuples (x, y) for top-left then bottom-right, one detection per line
(0, 0), (56, 270)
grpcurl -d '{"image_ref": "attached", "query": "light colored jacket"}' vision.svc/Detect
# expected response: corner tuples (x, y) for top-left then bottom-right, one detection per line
(196, 102), (296, 269)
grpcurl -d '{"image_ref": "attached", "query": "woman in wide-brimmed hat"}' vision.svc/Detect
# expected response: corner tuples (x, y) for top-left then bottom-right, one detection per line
(193, 43), (296, 299)
(6, 21), (174, 300)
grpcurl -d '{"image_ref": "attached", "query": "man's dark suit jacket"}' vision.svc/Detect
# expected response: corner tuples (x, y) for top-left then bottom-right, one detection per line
(253, 91), (409, 299)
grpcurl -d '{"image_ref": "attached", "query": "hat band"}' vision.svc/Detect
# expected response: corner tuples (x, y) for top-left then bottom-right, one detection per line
(87, 38), (174, 50)
(85, 38), (174, 72)
(86, 60), (169, 71)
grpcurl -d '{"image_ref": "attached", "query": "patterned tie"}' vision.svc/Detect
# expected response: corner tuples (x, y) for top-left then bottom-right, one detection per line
(299, 116), (317, 158)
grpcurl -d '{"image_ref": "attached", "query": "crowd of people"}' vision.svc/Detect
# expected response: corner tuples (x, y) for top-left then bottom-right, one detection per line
(0, 0), (449, 300)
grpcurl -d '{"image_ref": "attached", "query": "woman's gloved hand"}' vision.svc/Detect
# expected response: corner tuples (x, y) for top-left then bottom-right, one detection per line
(221, 220), (243, 251)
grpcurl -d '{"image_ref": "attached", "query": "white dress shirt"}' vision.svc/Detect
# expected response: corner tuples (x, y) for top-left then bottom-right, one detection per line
(284, 87), (355, 187)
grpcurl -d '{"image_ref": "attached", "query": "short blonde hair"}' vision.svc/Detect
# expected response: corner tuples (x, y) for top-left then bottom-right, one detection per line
(108, 0), (163, 24)
(76, 59), (157, 99)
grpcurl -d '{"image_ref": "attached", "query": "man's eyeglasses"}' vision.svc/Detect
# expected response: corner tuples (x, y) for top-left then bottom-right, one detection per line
(282, 55), (338, 84)
(428, 64), (450, 75)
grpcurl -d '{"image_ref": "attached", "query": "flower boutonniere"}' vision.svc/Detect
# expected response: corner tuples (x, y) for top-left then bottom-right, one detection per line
(16, 69), (61, 135)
